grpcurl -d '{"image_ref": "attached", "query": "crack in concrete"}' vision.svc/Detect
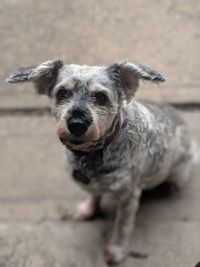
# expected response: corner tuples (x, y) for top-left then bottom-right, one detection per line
(0, 102), (200, 117)
(0, 107), (51, 116)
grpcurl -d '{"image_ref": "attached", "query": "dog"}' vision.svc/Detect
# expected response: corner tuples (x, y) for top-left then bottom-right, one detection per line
(7, 60), (196, 264)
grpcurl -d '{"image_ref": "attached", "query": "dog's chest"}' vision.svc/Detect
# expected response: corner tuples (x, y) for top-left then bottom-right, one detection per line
(68, 148), (124, 188)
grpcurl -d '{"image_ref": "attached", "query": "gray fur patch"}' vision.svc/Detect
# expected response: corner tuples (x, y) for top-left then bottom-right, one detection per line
(107, 61), (166, 99)
(6, 66), (37, 83)
(6, 60), (63, 95)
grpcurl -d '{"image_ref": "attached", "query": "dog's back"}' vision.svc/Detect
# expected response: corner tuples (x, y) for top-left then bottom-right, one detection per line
(127, 99), (196, 189)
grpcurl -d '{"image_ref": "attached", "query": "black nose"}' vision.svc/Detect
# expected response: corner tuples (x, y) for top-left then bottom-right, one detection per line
(67, 118), (88, 137)
(67, 108), (92, 137)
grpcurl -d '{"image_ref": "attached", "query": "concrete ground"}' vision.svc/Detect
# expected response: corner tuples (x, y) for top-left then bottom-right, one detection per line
(0, 1), (200, 266)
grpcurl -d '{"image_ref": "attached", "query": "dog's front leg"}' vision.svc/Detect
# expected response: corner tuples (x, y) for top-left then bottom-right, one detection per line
(74, 195), (101, 220)
(105, 186), (142, 264)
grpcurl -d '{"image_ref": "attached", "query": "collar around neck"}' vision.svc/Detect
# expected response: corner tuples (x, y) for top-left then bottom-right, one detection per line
(71, 114), (124, 156)
(103, 115), (123, 148)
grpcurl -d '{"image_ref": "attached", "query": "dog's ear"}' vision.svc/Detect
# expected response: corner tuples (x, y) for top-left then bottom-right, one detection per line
(6, 60), (64, 95)
(107, 61), (166, 98)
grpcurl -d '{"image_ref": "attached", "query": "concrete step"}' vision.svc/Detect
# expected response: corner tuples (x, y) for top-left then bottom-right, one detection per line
(2, 82), (200, 110)
(1, 0), (200, 108)
(0, 112), (199, 266)
(0, 221), (200, 267)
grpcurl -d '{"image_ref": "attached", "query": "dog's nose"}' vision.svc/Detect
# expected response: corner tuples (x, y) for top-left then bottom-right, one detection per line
(67, 117), (89, 137)
(67, 107), (92, 137)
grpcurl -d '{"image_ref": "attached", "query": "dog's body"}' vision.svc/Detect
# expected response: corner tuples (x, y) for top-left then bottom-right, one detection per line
(7, 60), (196, 263)
(66, 100), (192, 194)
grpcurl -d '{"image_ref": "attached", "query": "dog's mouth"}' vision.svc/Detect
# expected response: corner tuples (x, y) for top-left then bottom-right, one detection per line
(59, 135), (98, 151)
(59, 136), (84, 145)
(70, 139), (84, 145)
(56, 119), (101, 151)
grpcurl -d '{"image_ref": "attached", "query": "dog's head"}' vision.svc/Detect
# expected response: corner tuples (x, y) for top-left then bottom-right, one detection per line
(7, 60), (165, 151)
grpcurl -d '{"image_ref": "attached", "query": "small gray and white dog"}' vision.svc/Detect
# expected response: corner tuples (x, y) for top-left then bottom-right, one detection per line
(7, 60), (196, 264)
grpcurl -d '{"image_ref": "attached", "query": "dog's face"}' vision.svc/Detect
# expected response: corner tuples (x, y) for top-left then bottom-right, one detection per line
(52, 65), (123, 150)
(7, 60), (165, 151)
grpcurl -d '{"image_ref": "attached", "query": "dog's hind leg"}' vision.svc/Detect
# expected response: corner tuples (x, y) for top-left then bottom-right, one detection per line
(168, 142), (199, 189)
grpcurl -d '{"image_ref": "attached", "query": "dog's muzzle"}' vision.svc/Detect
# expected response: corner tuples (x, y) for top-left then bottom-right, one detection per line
(67, 108), (92, 137)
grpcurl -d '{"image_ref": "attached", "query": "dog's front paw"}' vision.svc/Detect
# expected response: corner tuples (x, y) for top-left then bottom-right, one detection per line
(74, 198), (99, 221)
(105, 241), (127, 264)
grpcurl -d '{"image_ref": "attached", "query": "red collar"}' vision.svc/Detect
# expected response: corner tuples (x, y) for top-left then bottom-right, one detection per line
(104, 116), (123, 148)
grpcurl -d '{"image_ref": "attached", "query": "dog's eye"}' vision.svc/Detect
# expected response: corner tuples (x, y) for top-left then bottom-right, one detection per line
(56, 88), (72, 102)
(93, 92), (108, 105)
